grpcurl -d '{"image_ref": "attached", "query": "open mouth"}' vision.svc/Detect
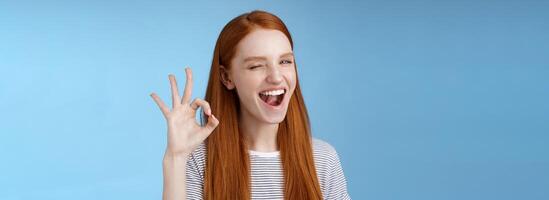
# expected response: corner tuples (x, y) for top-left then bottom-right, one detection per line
(258, 89), (286, 107)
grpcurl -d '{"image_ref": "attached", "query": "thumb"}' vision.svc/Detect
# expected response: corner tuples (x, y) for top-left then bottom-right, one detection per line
(203, 114), (219, 134)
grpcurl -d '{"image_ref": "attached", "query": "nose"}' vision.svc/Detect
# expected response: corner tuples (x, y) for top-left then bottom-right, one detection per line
(266, 64), (283, 84)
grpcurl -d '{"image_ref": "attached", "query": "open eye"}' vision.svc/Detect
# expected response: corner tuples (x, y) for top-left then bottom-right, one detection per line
(280, 60), (293, 65)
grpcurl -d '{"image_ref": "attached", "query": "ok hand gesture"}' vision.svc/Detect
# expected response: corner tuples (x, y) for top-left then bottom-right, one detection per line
(150, 67), (219, 157)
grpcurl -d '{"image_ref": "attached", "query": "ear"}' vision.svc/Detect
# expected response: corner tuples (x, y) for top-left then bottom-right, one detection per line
(219, 65), (235, 90)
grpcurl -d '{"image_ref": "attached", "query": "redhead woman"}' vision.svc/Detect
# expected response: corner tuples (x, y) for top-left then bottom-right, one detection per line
(150, 10), (351, 200)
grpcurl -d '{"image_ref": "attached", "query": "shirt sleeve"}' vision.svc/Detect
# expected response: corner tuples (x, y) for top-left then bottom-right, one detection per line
(325, 148), (352, 200)
(185, 145), (205, 200)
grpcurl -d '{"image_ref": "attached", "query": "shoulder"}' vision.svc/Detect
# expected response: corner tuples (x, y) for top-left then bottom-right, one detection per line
(188, 142), (207, 162)
(185, 143), (207, 198)
(311, 137), (342, 173)
(312, 138), (352, 199)
(186, 142), (207, 176)
(312, 137), (339, 161)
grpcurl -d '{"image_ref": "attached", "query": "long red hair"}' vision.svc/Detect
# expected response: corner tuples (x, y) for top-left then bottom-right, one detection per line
(203, 10), (322, 200)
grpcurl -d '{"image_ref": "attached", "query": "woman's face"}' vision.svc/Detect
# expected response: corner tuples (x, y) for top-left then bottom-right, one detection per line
(224, 28), (297, 124)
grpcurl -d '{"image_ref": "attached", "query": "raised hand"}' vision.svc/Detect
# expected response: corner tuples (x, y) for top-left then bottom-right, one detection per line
(150, 67), (219, 157)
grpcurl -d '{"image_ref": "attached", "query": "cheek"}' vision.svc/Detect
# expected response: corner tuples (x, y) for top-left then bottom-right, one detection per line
(284, 69), (297, 89)
(234, 76), (261, 98)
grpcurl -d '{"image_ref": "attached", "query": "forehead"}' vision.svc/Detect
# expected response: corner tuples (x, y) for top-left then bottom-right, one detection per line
(234, 29), (292, 59)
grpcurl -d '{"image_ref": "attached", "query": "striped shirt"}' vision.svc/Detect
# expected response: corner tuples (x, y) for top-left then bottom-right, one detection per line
(185, 138), (351, 200)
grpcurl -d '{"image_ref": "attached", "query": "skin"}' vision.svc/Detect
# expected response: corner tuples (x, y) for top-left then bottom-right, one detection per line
(150, 28), (296, 200)
(222, 28), (297, 152)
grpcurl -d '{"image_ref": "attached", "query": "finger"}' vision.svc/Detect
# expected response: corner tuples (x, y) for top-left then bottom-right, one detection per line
(181, 67), (193, 104)
(168, 74), (181, 108)
(190, 98), (212, 116)
(150, 93), (169, 116)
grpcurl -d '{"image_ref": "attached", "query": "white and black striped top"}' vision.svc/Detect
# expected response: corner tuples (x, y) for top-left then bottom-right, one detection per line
(185, 138), (351, 200)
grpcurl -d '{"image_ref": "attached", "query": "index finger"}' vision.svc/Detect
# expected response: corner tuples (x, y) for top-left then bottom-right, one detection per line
(181, 67), (193, 104)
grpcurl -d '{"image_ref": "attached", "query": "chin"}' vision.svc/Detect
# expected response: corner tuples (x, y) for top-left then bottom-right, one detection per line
(261, 113), (287, 124)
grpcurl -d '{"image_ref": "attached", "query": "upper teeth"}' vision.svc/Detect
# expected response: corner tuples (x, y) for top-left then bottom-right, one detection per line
(260, 89), (285, 96)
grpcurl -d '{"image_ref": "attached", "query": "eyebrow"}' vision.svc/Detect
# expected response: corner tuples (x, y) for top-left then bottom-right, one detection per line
(243, 52), (294, 63)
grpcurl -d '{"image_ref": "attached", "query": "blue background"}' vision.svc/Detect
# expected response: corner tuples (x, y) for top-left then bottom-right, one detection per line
(1, 0), (548, 199)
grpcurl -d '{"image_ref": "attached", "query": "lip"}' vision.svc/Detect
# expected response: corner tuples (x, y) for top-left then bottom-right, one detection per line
(258, 87), (288, 110)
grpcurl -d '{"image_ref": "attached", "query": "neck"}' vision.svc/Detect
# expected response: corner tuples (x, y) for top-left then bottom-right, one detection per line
(239, 109), (279, 152)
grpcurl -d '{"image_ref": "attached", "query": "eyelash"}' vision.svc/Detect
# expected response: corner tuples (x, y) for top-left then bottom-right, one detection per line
(249, 65), (262, 69)
(281, 60), (293, 65)
(249, 60), (293, 70)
